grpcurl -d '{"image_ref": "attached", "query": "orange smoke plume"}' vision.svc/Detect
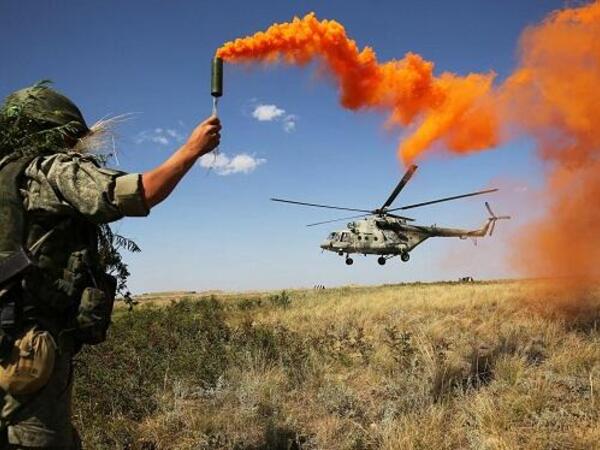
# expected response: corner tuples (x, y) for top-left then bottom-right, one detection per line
(506, 1), (600, 283)
(218, 3), (600, 288)
(216, 13), (499, 163)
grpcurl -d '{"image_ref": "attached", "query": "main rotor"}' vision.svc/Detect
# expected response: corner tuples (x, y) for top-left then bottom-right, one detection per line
(271, 165), (499, 227)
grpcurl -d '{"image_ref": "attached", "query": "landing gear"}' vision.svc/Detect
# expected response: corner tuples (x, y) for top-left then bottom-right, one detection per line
(400, 252), (410, 262)
(377, 256), (386, 266)
(345, 257), (354, 265)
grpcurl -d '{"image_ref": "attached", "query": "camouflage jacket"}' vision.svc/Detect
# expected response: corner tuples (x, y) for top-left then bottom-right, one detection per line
(19, 152), (148, 221)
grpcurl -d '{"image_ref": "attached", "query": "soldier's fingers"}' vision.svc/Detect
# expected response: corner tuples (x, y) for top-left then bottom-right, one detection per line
(199, 117), (217, 129)
(204, 116), (220, 125)
(207, 125), (221, 135)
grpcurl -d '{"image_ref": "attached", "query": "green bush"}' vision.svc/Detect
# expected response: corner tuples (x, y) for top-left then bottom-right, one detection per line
(74, 297), (319, 447)
(75, 298), (230, 447)
(269, 291), (292, 308)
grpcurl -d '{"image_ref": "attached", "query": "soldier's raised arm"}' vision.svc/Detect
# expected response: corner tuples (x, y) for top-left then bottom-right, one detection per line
(18, 112), (220, 224)
(23, 115), (221, 223)
(142, 115), (221, 208)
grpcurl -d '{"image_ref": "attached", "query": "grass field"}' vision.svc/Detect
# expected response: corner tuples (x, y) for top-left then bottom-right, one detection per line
(73, 281), (600, 449)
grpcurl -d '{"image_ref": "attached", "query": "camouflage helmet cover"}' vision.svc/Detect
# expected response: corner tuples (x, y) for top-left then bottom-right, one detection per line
(0, 81), (90, 157)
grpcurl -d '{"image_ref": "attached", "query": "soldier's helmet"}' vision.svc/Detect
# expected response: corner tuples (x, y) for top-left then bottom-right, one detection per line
(0, 82), (90, 156)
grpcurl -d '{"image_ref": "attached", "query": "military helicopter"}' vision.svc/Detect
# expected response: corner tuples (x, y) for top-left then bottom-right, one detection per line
(271, 165), (510, 265)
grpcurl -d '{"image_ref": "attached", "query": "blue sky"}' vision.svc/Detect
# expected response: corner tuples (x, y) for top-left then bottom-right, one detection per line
(1, 0), (565, 293)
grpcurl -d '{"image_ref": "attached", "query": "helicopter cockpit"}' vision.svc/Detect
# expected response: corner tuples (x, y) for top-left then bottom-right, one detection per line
(326, 232), (351, 242)
(322, 231), (352, 250)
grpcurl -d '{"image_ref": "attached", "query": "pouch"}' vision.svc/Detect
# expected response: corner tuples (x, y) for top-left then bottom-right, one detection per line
(0, 326), (56, 396)
(0, 330), (14, 362)
(75, 286), (114, 345)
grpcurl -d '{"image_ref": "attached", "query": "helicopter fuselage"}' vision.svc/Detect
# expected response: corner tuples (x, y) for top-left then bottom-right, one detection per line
(320, 216), (427, 257)
(320, 215), (497, 263)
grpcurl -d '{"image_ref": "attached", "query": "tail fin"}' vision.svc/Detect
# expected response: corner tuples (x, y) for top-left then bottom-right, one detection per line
(483, 202), (511, 236)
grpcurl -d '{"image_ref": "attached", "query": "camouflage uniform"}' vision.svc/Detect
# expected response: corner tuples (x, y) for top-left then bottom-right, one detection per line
(0, 84), (148, 449)
(21, 152), (148, 221)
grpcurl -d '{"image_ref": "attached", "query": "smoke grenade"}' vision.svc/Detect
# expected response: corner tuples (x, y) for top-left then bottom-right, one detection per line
(211, 57), (223, 116)
(206, 56), (224, 175)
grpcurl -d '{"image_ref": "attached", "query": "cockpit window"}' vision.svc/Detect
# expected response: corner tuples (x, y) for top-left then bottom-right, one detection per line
(340, 232), (350, 242)
(328, 233), (336, 240)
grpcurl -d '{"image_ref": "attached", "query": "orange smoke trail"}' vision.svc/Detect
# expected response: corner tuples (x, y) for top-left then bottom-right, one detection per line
(506, 1), (600, 283)
(216, 13), (499, 164)
(218, 3), (600, 289)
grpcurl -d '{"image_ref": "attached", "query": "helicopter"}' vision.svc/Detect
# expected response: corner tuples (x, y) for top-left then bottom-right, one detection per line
(271, 165), (510, 265)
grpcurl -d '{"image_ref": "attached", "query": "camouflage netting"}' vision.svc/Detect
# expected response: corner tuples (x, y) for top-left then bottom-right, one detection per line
(0, 80), (90, 160)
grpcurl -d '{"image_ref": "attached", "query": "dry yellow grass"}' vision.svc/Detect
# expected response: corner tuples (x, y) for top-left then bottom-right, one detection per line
(77, 280), (600, 449)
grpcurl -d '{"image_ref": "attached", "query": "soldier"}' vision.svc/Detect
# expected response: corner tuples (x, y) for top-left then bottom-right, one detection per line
(0, 82), (221, 449)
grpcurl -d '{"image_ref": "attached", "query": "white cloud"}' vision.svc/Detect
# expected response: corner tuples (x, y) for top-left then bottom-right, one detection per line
(252, 104), (286, 121)
(251, 103), (298, 133)
(199, 152), (266, 176)
(166, 129), (184, 141)
(283, 115), (297, 133)
(135, 126), (186, 146)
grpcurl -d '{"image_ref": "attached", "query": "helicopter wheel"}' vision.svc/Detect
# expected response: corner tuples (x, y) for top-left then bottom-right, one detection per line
(338, 251), (344, 256)
(400, 252), (410, 262)
(377, 256), (386, 266)
(345, 257), (354, 266)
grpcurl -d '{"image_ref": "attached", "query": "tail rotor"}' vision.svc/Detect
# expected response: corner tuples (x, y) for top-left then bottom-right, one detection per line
(485, 202), (511, 236)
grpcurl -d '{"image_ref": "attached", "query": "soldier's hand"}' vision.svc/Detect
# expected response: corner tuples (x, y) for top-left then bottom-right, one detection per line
(185, 115), (221, 157)
(143, 116), (222, 207)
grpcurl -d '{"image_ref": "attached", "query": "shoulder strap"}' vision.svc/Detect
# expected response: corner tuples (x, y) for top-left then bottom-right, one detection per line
(0, 156), (38, 255)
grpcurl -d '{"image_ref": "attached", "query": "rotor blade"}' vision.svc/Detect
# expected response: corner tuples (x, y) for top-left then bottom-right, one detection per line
(485, 201), (494, 217)
(389, 188), (499, 211)
(381, 164), (418, 210)
(306, 214), (371, 227)
(490, 220), (496, 237)
(271, 198), (372, 214)
(386, 213), (415, 222)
